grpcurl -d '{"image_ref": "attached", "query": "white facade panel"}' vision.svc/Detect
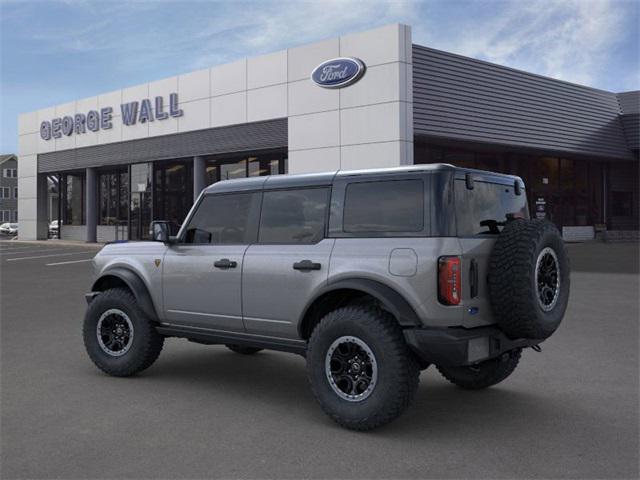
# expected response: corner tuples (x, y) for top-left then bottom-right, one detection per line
(247, 50), (287, 89)
(17, 175), (37, 199)
(149, 112), (179, 137)
(17, 154), (37, 178)
(178, 98), (210, 132)
(247, 84), (287, 122)
(211, 59), (246, 96)
(76, 95), (99, 113)
(179, 68), (210, 103)
(211, 91), (247, 127)
(18, 132), (38, 156)
(76, 129), (99, 148)
(289, 110), (340, 151)
(341, 141), (408, 170)
(288, 79), (339, 116)
(288, 147), (341, 174)
(341, 102), (402, 146)
(97, 119), (123, 144)
(339, 62), (402, 109)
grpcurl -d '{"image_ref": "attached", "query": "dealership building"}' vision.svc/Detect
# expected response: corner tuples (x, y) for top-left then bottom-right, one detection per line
(17, 24), (639, 242)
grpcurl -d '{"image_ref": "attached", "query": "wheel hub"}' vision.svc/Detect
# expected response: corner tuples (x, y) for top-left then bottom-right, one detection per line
(325, 336), (378, 402)
(535, 247), (560, 312)
(96, 309), (134, 357)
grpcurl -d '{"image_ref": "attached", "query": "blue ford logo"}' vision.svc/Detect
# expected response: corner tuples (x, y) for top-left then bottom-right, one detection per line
(311, 57), (366, 89)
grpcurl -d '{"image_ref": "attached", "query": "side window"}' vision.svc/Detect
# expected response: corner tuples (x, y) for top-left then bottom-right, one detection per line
(183, 193), (258, 244)
(343, 179), (424, 233)
(455, 180), (529, 236)
(259, 188), (329, 244)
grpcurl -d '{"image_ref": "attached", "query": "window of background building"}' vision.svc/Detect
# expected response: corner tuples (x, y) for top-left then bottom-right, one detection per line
(154, 161), (192, 229)
(343, 180), (424, 233)
(61, 173), (85, 225)
(13, 187), (18, 198)
(98, 170), (128, 225)
(0, 187), (9, 199)
(1, 210), (9, 222)
(12, 211), (17, 222)
(259, 188), (329, 244)
(3, 168), (17, 178)
(205, 151), (287, 186)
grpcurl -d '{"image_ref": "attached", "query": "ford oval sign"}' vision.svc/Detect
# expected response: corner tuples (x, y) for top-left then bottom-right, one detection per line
(311, 57), (366, 89)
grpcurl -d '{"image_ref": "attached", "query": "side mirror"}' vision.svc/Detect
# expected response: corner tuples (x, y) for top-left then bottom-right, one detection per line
(150, 221), (170, 243)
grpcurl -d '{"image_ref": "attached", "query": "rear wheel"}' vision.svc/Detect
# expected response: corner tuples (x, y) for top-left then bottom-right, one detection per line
(225, 344), (263, 355)
(83, 288), (164, 377)
(436, 349), (522, 390)
(307, 305), (419, 431)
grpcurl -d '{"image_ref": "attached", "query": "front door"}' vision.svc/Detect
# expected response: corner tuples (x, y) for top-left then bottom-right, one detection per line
(242, 187), (332, 339)
(162, 191), (260, 332)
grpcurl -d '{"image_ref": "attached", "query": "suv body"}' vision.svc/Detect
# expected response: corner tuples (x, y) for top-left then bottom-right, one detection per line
(85, 164), (568, 430)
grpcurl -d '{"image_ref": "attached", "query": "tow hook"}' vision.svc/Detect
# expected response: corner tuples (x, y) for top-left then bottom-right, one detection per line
(530, 344), (542, 353)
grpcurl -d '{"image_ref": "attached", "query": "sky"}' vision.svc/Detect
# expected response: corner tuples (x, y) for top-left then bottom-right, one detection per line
(1, 0), (638, 153)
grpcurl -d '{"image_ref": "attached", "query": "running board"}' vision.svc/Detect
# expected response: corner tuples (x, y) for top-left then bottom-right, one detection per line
(156, 324), (307, 356)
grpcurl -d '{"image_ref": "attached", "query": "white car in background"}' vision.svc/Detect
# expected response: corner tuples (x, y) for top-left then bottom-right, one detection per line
(0, 223), (18, 236)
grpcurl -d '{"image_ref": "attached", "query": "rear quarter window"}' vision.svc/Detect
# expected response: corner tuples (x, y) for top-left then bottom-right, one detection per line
(455, 180), (528, 236)
(343, 179), (424, 233)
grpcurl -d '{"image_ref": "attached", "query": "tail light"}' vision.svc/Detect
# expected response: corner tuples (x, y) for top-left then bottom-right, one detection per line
(438, 256), (461, 305)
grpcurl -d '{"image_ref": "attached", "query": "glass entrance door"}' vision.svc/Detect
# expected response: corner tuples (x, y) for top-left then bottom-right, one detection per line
(129, 163), (152, 240)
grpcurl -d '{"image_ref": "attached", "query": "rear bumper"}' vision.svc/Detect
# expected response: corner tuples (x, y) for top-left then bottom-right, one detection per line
(403, 326), (541, 367)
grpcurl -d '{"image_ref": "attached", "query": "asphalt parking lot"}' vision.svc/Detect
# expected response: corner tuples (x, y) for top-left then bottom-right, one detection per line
(1, 240), (638, 479)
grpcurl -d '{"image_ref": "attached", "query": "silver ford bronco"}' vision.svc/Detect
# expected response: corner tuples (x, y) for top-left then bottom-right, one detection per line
(83, 164), (570, 430)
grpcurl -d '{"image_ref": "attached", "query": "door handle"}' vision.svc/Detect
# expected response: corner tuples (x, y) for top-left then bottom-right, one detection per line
(214, 258), (237, 269)
(293, 260), (321, 271)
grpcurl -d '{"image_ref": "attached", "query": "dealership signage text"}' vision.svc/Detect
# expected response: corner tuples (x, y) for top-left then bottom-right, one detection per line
(40, 93), (183, 140)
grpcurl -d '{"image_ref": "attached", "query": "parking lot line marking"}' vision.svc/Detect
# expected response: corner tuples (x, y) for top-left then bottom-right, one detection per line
(6, 251), (96, 262)
(0, 248), (81, 256)
(46, 258), (93, 266)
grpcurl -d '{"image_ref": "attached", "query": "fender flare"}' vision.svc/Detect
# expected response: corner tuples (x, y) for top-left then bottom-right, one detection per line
(92, 267), (159, 321)
(299, 278), (421, 333)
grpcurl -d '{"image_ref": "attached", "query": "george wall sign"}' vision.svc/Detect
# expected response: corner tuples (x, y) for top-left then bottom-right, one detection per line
(311, 57), (366, 89)
(40, 93), (184, 140)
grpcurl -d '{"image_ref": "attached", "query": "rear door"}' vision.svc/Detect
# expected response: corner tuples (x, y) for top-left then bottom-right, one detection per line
(242, 187), (333, 339)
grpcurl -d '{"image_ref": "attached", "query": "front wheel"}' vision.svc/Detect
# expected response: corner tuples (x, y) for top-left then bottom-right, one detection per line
(436, 349), (522, 390)
(83, 288), (164, 377)
(307, 305), (419, 431)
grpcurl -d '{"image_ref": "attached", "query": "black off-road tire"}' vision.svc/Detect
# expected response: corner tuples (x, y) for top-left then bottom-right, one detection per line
(307, 305), (420, 431)
(436, 349), (522, 390)
(225, 344), (263, 355)
(83, 288), (164, 377)
(489, 219), (570, 340)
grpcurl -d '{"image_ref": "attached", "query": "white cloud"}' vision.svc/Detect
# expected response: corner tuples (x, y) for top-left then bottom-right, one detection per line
(414, 0), (636, 89)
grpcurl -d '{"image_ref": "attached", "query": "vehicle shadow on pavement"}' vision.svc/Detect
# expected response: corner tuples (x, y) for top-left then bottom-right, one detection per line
(125, 344), (568, 435)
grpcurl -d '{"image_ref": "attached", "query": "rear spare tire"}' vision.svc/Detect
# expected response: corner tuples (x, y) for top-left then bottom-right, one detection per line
(488, 219), (569, 340)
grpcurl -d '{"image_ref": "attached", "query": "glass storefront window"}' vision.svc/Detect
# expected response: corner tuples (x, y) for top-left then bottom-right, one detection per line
(98, 169), (128, 225)
(61, 173), (85, 225)
(205, 150), (287, 186)
(154, 160), (193, 229)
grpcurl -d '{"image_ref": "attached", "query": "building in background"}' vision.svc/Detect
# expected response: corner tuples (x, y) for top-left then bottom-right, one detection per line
(17, 24), (639, 242)
(0, 154), (18, 224)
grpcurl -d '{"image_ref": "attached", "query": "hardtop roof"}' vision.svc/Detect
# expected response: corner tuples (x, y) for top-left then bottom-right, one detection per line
(203, 163), (523, 194)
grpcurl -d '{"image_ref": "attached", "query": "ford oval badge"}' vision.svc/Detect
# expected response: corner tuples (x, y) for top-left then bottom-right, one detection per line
(311, 57), (366, 89)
